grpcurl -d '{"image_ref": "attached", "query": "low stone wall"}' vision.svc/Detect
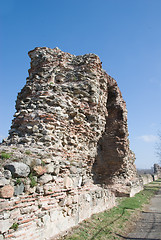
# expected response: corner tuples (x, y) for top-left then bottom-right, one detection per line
(114, 173), (160, 198)
(0, 184), (115, 240)
(140, 174), (154, 185)
(129, 180), (144, 197)
(0, 173), (160, 240)
(131, 173), (160, 197)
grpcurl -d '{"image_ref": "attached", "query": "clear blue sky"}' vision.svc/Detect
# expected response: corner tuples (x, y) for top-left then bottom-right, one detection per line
(1, 0), (161, 169)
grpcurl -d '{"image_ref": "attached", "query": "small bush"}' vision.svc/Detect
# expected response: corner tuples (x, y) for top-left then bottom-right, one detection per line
(41, 160), (45, 166)
(15, 178), (21, 185)
(29, 173), (37, 188)
(0, 152), (11, 159)
(25, 150), (31, 155)
(11, 222), (19, 231)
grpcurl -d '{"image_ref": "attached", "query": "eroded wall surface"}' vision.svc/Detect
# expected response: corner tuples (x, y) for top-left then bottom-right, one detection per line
(6, 47), (136, 185)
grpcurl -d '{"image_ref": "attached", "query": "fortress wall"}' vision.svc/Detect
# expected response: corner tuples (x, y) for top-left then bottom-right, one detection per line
(0, 184), (115, 240)
(139, 174), (154, 185)
(0, 47), (141, 239)
(4, 47), (137, 188)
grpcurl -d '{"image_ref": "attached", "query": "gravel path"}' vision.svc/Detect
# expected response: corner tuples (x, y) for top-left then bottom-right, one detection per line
(126, 188), (161, 240)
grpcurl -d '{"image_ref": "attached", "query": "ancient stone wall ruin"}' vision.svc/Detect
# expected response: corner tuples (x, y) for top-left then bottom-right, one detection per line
(0, 47), (144, 239)
(5, 47), (136, 186)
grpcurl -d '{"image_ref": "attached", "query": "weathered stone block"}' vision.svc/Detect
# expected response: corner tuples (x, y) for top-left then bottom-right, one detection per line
(3, 170), (12, 179)
(46, 163), (55, 174)
(0, 185), (14, 198)
(33, 166), (47, 176)
(39, 174), (52, 184)
(0, 219), (13, 233)
(4, 162), (30, 177)
(0, 177), (10, 187)
(64, 176), (74, 189)
(14, 182), (24, 196)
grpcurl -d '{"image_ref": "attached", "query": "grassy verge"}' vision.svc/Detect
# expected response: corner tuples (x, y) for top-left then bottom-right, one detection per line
(60, 180), (161, 240)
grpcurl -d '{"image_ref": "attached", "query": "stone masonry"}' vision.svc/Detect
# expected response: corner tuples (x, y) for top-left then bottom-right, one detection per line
(0, 47), (141, 239)
(5, 47), (136, 186)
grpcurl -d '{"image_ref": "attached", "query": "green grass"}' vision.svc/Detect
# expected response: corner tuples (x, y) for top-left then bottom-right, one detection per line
(10, 222), (19, 231)
(15, 178), (22, 185)
(41, 160), (46, 166)
(60, 180), (161, 240)
(0, 152), (11, 159)
(25, 150), (31, 155)
(29, 173), (37, 188)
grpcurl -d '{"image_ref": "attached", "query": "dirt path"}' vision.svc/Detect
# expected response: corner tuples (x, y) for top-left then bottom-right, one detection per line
(123, 188), (161, 240)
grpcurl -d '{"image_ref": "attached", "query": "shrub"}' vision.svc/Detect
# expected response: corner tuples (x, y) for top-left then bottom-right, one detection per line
(11, 222), (19, 231)
(41, 160), (45, 166)
(0, 152), (11, 159)
(29, 173), (37, 188)
(25, 150), (31, 155)
(15, 178), (21, 185)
